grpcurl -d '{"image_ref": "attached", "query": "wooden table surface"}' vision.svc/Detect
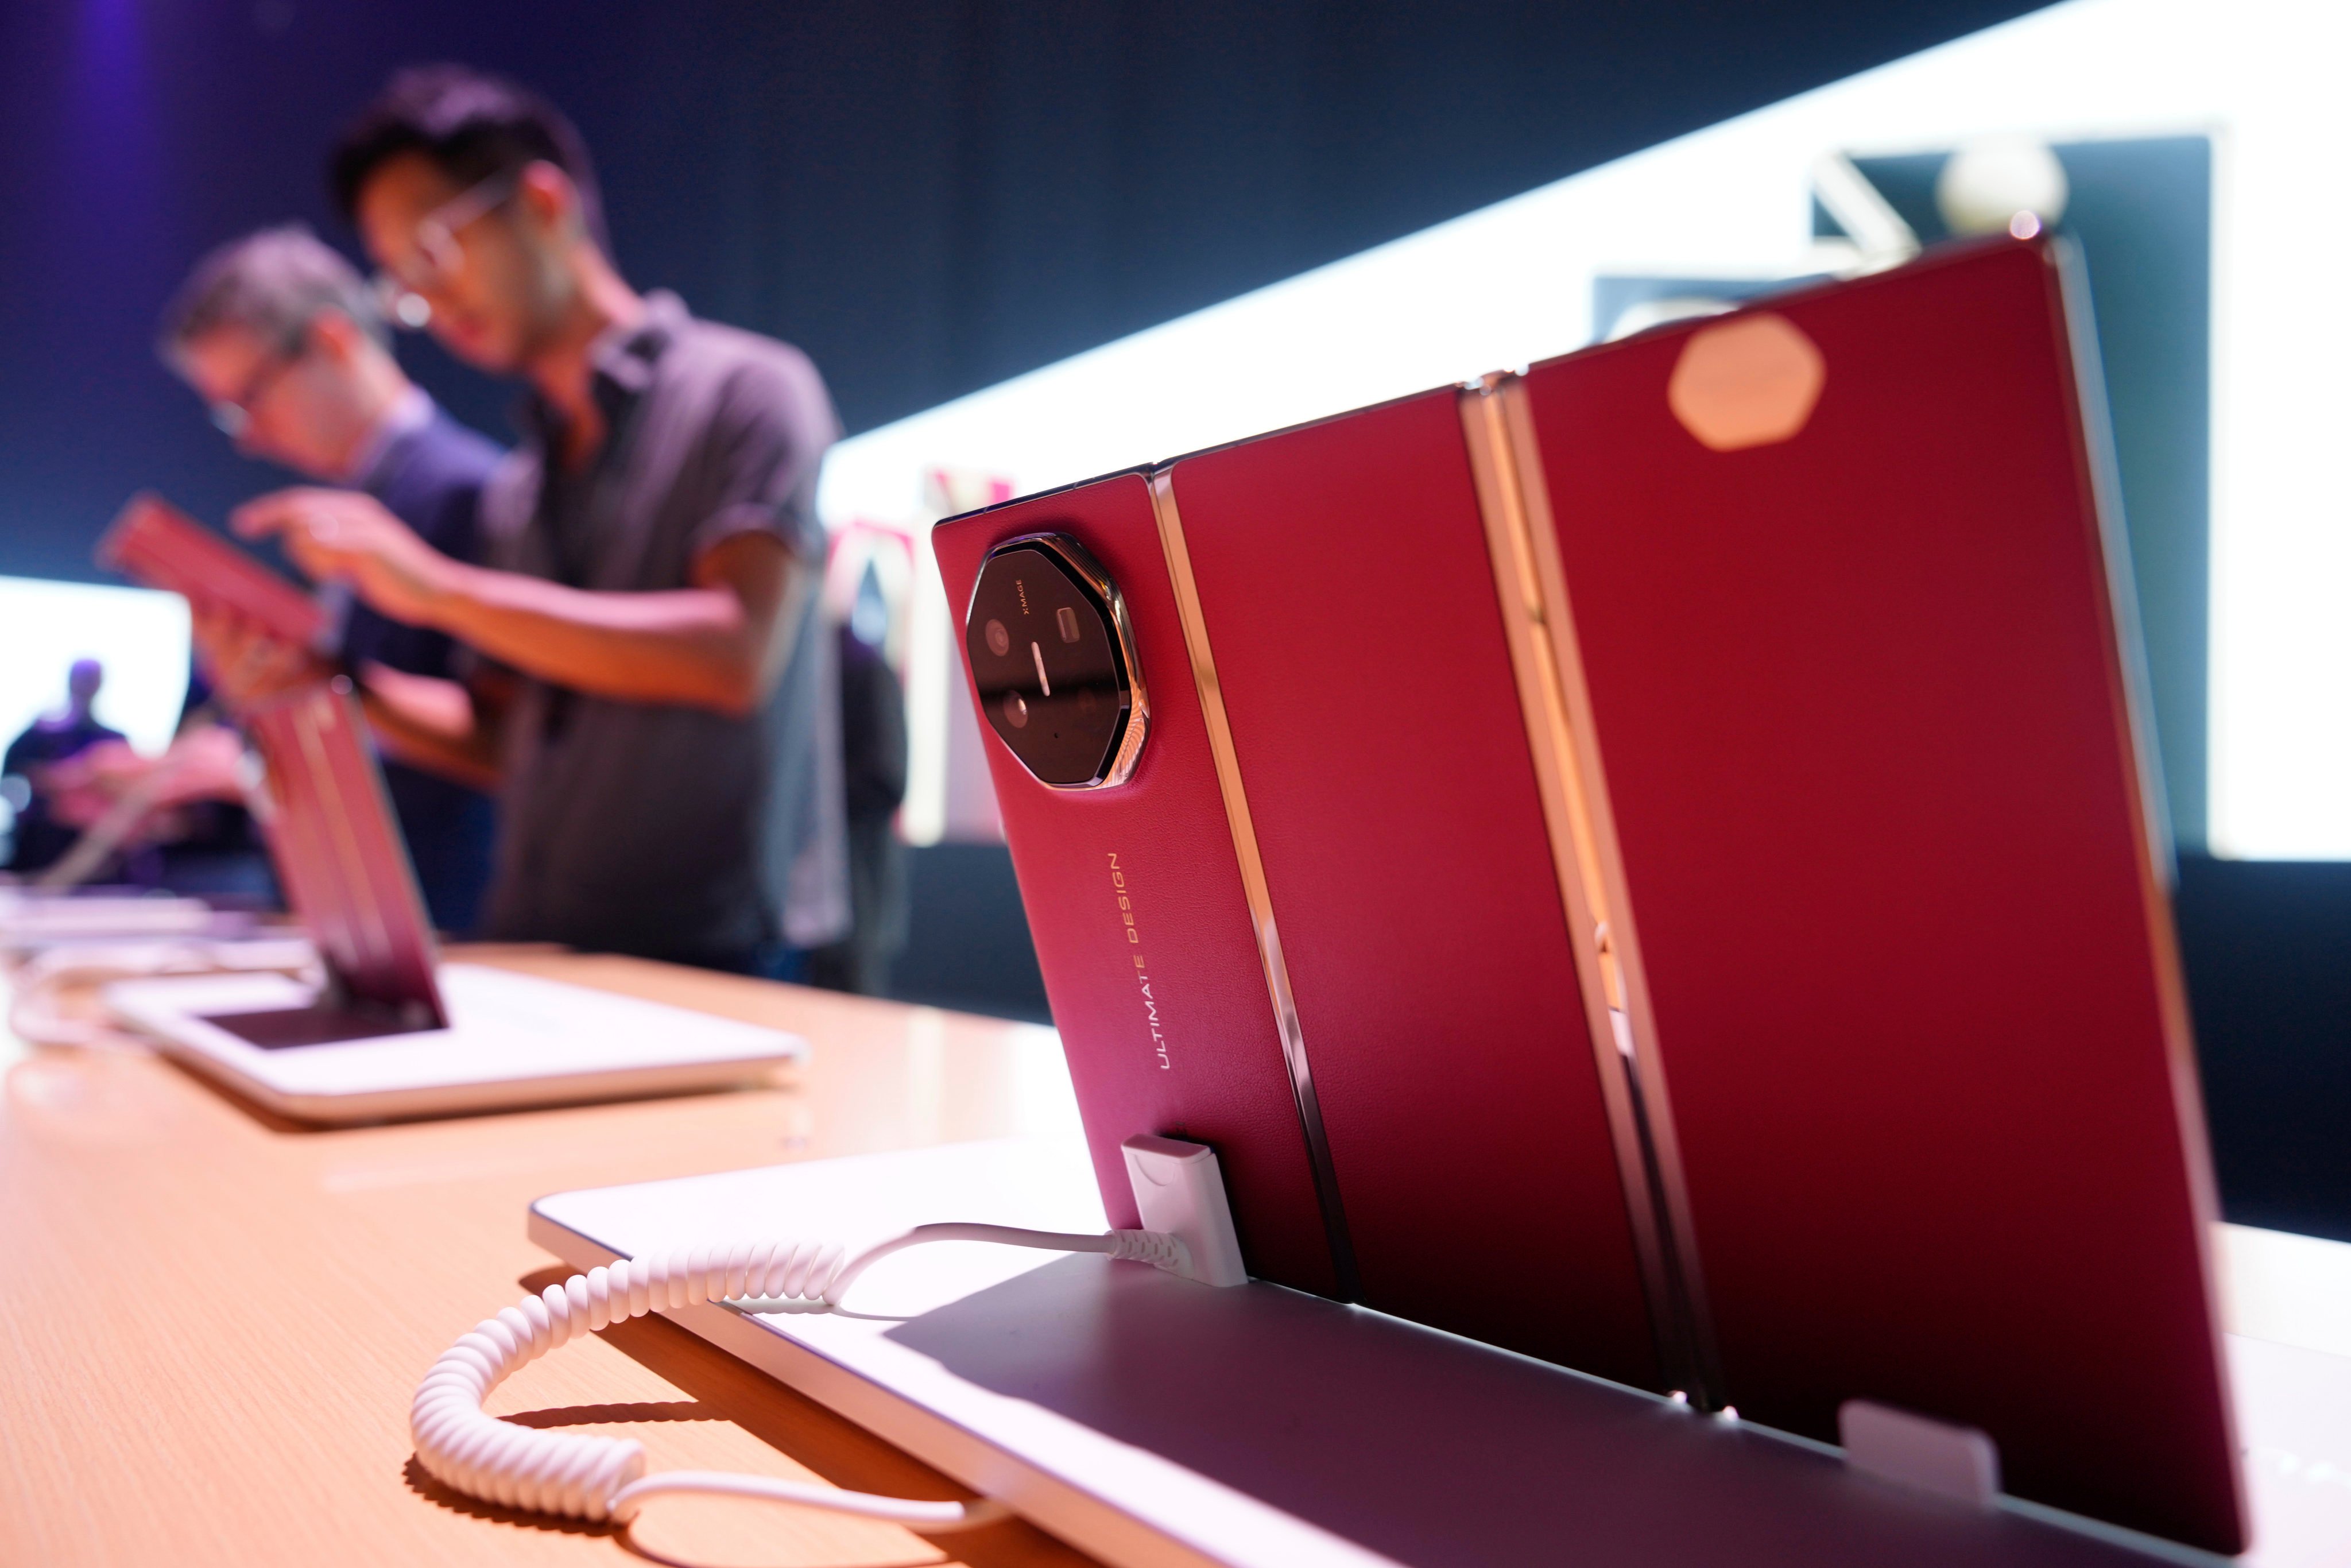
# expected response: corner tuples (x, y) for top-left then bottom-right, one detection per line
(10, 947), (2351, 1568)
(0, 947), (1105, 1568)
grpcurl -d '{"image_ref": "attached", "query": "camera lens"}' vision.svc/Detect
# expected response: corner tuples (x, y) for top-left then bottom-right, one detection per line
(964, 535), (1147, 788)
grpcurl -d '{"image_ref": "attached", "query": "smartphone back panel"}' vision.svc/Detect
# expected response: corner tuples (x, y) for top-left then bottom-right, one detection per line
(934, 476), (1343, 1298)
(243, 680), (446, 1023)
(99, 493), (329, 649)
(1517, 241), (2241, 1549)
(1161, 391), (1664, 1389)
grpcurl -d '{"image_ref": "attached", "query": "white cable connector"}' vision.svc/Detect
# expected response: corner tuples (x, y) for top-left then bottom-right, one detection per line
(1122, 1133), (1248, 1286)
(413, 1135), (1245, 1532)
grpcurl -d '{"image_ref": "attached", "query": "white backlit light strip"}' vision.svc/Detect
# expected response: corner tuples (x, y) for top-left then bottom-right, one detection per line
(0, 575), (189, 759)
(829, 0), (2351, 858)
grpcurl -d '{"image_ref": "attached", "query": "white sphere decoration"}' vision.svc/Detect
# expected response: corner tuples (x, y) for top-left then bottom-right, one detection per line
(1936, 136), (2070, 237)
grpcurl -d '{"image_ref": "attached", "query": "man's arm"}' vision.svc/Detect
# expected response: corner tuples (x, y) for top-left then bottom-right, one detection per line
(233, 490), (811, 718)
(428, 528), (807, 716)
(37, 727), (249, 825)
(357, 664), (506, 793)
(189, 604), (508, 792)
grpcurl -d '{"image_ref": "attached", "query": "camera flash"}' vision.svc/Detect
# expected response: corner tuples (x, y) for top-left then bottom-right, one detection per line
(1057, 606), (1082, 643)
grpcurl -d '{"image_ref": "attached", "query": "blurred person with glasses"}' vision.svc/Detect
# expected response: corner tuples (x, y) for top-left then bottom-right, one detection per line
(150, 223), (505, 930)
(214, 65), (848, 978)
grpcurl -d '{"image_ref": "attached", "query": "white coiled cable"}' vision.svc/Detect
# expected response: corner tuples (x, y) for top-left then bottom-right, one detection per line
(413, 1224), (1190, 1529)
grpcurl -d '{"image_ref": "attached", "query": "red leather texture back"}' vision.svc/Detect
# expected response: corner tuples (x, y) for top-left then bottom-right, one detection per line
(1165, 392), (1662, 1389)
(99, 494), (329, 649)
(1521, 241), (2241, 1550)
(935, 477), (1342, 1297)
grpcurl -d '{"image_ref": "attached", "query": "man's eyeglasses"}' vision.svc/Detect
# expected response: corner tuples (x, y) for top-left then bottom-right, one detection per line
(373, 167), (521, 330)
(208, 330), (309, 439)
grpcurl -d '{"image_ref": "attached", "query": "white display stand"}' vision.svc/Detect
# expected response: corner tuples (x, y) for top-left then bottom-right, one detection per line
(530, 1137), (2351, 1568)
(109, 962), (803, 1122)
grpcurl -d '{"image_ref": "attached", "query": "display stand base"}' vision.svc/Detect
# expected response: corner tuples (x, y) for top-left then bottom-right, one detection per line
(529, 1136), (2346, 1568)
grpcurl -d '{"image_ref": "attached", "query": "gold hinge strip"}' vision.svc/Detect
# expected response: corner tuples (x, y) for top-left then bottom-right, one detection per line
(1148, 467), (1361, 1300)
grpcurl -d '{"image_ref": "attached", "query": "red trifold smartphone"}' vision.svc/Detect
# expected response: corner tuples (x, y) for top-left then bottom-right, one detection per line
(937, 235), (2242, 1554)
(241, 679), (447, 1028)
(98, 493), (329, 649)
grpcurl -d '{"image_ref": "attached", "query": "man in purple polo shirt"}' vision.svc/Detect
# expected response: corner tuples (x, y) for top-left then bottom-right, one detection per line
(211, 65), (847, 975)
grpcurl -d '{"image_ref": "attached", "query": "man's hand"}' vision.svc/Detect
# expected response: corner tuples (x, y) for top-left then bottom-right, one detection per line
(191, 604), (331, 711)
(41, 729), (249, 826)
(232, 487), (458, 626)
(38, 740), (151, 828)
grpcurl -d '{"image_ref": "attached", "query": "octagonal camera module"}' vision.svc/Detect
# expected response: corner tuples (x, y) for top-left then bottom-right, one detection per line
(965, 533), (1147, 788)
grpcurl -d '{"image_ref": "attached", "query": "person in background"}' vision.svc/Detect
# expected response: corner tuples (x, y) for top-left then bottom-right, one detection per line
(155, 224), (503, 932)
(808, 565), (909, 996)
(2, 660), (126, 872)
(208, 65), (847, 975)
(30, 677), (268, 897)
